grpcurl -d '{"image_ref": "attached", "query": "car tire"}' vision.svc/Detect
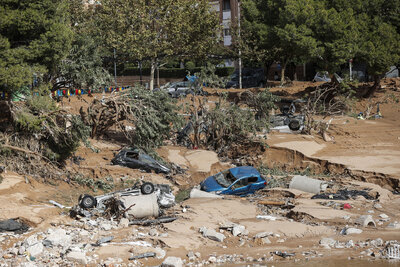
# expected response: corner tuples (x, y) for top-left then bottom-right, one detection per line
(141, 182), (155, 195)
(79, 194), (97, 209)
(288, 119), (301, 131)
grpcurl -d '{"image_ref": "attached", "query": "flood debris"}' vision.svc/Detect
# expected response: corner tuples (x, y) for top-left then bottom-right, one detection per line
(289, 175), (328, 194)
(111, 148), (170, 174)
(129, 252), (156, 260)
(312, 189), (374, 200)
(129, 216), (177, 226)
(0, 218), (29, 234)
(271, 251), (295, 258)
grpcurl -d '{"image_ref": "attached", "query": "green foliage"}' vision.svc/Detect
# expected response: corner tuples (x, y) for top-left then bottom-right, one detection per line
(120, 66), (234, 78)
(0, 0), (73, 93)
(194, 63), (227, 89)
(245, 89), (280, 129)
(72, 174), (115, 192)
(126, 86), (183, 150)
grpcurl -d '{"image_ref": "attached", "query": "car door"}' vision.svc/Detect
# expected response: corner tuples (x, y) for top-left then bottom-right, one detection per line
(247, 177), (261, 193)
(229, 178), (250, 196)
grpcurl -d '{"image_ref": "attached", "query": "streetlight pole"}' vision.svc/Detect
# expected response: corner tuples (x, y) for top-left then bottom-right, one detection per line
(238, 0), (242, 89)
(113, 48), (117, 87)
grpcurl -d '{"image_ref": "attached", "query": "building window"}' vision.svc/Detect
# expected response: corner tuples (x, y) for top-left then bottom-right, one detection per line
(224, 28), (231, 36)
(223, 0), (231, 11)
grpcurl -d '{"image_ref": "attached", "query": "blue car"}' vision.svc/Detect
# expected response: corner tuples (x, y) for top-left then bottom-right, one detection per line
(200, 166), (267, 196)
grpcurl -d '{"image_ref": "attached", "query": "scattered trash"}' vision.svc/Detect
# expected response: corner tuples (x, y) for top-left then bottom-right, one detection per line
(95, 236), (114, 246)
(355, 215), (376, 227)
(343, 203), (352, 209)
(289, 175), (328, 194)
(129, 216), (177, 226)
(387, 244), (400, 259)
(49, 200), (70, 209)
(0, 218), (29, 234)
(111, 148), (170, 174)
(312, 189), (374, 200)
(256, 215), (277, 221)
(129, 252), (156, 260)
(271, 251), (295, 258)
(199, 166), (267, 196)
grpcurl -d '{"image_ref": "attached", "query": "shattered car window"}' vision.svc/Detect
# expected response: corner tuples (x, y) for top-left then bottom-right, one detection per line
(126, 152), (139, 160)
(214, 172), (231, 188)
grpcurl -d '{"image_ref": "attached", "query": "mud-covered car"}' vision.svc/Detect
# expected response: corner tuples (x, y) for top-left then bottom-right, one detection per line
(200, 166), (267, 196)
(270, 99), (305, 131)
(111, 148), (170, 174)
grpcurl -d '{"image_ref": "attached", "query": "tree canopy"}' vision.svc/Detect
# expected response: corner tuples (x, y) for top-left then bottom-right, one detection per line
(0, 0), (73, 93)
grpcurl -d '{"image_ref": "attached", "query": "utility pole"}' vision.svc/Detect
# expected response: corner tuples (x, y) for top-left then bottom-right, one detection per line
(238, 0), (242, 89)
(113, 48), (117, 87)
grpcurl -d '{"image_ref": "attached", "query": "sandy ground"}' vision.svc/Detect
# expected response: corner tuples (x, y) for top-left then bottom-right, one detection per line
(1, 78), (400, 266)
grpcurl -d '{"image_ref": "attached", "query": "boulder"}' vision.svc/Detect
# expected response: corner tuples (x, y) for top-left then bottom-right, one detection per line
(232, 225), (246, 237)
(45, 228), (72, 248)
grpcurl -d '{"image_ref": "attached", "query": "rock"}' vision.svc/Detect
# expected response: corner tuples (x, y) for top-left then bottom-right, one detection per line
(277, 239), (285, 243)
(367, 210), (374, 213)
(387, 222), (400, 229)
(254, 232), (274, 239)
(199, 227), (225, 242)
(232, 225), (246, 237)
(155, 247), (166, 259)
(66, 251), (87, 265)
(24, 235), (39, 247)
(96, 236), (114, 246)
(208, 256), (217, 263)
(195, 252), (201, 258)
(345, 228), (363, 235)
(319, 238), (336, 247)
(261, 237), (271, 244)
(100, 223), (112, 231)
(162, 256), (183, 267)
(379, 213), (389, 219)
(149, 228), (158, 237)
(343, 215), (351, 220)
(18, 246), (26, 255)
(355, 215), (376, 227)
(187, 251), (195, 261)
(45, 228), (72, 248)
(119, 218), (129, 228)
(334, 241), (344, 249)
(26, 242), (44, 257)
(373, 203), (383, 209)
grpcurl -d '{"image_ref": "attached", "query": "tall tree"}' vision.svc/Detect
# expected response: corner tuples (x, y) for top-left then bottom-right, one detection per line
(96, 0), (220, 90)
(241, 0), (319, 85)
(0, 0), (73, 94)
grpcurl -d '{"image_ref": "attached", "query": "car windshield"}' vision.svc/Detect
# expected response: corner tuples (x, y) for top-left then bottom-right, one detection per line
(214, 172), (230, 188)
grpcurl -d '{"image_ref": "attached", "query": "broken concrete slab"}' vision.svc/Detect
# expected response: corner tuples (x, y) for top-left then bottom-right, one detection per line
(190, 188), (222, 199)
(66, 251), (87, 265)
(345, 228), (363, 235)
(320, 238), (336, 247)
(162, 256), (183, 267)
(232, 225), (246, 237)
(199, 227), (225, 242)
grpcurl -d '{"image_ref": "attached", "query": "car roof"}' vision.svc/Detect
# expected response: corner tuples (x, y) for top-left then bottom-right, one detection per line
(229, 166), (261, 179)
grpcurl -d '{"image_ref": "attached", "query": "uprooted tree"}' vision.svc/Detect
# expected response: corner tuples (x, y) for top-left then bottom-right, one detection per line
(80, 86), (182, 150)
(0, 92), (90, 179)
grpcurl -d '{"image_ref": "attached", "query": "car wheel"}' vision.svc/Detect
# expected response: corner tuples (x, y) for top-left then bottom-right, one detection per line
(288, 119), (301, 131)
(79, 194), (97, 209)
(141, 182), (155, 195)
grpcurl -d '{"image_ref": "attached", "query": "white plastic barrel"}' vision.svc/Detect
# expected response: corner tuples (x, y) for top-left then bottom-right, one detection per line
(289, 175), (328, 194)
(120, 193), (159, 218)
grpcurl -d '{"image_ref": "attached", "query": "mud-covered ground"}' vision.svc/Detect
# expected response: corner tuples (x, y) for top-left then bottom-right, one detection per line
(1, 78), (400, 266)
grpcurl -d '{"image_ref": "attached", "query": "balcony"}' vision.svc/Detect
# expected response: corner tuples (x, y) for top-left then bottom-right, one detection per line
(223, 10), (231, 20)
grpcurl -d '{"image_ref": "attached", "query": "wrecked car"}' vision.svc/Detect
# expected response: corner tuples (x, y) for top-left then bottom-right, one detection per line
(200, 166), (266, 196)
(270, 99), (305, 131)
(79, 182), (155, 209)
(111, 148), (170, 174)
